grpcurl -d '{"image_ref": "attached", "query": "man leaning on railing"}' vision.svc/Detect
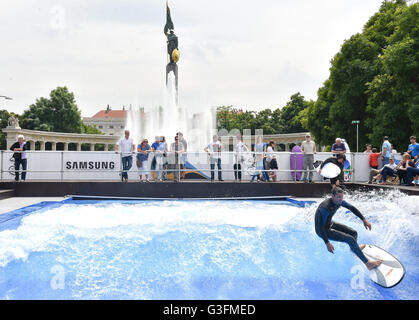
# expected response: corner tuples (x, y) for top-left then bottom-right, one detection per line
(115, 130), (135, 182)
(204, 135), (223, 181)
(10, 134), (27, 182)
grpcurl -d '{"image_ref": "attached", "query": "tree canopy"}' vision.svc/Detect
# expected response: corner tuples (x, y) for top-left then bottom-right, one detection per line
(308, 0), (418, 151)
(0, 87), (103, 149)
(21, 87), (84, 133)
(217, 1), (418, 152)
(0, 109), (20, 150)
(216, 93), (310, 135)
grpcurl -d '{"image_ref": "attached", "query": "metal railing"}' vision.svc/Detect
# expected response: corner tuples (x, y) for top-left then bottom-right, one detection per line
(1, 150), (356, 182)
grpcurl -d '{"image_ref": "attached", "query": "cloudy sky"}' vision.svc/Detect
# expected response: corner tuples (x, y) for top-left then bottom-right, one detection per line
(0, 0), (384, 117)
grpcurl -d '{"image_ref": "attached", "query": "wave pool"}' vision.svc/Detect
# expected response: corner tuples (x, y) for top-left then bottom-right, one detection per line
(0, 190), (418, 300)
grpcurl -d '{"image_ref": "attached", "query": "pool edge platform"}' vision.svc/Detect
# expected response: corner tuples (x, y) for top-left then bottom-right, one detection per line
(1, 181), (418, 199)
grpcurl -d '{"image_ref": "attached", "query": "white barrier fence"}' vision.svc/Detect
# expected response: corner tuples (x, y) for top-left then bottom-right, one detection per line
(0, 150), (401, 182)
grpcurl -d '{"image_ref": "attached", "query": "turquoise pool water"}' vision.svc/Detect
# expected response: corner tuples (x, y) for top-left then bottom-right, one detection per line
(0, 191), (418, 299)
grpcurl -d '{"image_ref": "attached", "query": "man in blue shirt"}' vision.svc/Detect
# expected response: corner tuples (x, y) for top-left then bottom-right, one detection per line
(331, 138), (346, 157)
(407, 135), (419, 162)
(315, 187), (382, 270)
(381, 136), (392, 166)
(152, 136), (166, 181)
(150, 136), (161, 180)
(406, 135), (419, 185)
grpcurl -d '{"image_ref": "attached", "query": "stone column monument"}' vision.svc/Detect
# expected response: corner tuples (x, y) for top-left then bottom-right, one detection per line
(5, 116), (21, 149)
(164, 1), (179, 102)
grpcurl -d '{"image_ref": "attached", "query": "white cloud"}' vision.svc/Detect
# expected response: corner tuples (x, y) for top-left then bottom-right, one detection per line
(0, 0), (384, 116)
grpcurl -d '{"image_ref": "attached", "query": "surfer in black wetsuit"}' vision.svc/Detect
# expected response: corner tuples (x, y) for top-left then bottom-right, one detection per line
(314, 187), (382, 270)
(318, 154), (345, 186)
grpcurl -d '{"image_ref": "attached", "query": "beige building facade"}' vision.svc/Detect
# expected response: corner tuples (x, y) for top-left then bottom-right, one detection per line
(82, 105), (129, 136)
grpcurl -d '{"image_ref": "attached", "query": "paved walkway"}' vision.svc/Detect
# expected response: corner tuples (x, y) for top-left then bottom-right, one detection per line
(0, 197), (65, 215)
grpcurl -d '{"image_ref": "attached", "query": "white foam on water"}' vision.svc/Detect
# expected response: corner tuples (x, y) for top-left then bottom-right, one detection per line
(1, 192), (417, 269)
(0, 191), (417, 300)
(0, 201), (300, 267)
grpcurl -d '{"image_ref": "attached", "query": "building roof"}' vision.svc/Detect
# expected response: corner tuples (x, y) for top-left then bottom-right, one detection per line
(92, 110), (127, 119)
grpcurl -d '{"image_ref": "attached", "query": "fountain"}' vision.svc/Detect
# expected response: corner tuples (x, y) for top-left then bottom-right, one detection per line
(124, 1), (216, 151)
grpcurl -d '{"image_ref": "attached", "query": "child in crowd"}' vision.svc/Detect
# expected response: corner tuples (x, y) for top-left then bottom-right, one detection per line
(269, 153), (279, 182)
(364, 144), (372, 153)
(369, 148), (380, 170)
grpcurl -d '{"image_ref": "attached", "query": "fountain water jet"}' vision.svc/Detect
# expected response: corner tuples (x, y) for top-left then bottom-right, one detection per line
(123, 1), (216, 151)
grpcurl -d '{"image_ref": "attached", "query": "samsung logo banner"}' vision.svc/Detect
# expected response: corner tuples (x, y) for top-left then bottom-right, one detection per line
(66, 161), (115, 170)
(62, 153), (120, 180)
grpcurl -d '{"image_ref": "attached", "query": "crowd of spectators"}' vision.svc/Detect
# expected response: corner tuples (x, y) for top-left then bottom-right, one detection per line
(8, 132), (419, 186)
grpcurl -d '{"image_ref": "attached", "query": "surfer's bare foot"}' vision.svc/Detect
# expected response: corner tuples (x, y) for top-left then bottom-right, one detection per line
(359, 244), (366, 250)
(366, 260), (383, 270)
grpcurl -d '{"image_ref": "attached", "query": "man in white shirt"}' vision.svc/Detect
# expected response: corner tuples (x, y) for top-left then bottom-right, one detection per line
(115, 130), (135, 182)
(234, 135), (249, 181)
(204, 135), (223, 181)
(301, 134), (317, 183)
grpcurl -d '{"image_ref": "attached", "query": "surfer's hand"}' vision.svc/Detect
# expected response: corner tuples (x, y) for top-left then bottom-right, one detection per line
(363, 219), (372, 231)
(318, 169), (321, 174)
(326, 242), (334, 253)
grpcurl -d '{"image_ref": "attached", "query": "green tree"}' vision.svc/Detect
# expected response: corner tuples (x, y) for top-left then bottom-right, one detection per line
(216, 106), (235, 132)
(81, 123), (104, 150)
(363, 0), (406, 49)
(253, 108), (275, 134)
(81, 123), (103, 135)
(234, 110), (257, 133)
(297, 101), (314, 134)
(216, 1), (418, 151)
(279, 93), (309, 133)
(326, 33), (380, 150)
(308, 0), (417, 151)
(0, 109), (20, 150)
(21, 87), (84, 133)
(305, 81), (335, 148)
(216, 106), (285, 135)
(216, 106), (258, 134)
(366, 2), (419, 149)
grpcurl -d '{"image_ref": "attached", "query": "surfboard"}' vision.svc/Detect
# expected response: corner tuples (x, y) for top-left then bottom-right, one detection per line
(361, 244), (405, 288)
(290, 145), (304, 181)
(316, 162), (341, 179)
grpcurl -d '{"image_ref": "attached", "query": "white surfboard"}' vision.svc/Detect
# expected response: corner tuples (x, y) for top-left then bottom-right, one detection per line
(361, 244), (405, 288)
(316, 162), (341, 179)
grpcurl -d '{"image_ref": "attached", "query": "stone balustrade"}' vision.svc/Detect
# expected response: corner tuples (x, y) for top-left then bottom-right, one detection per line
(2, 119), (317, 152)
(2, 126), (119, 151)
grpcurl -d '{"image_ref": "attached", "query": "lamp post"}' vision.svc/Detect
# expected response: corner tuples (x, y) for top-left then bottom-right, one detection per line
(351, 120), (360, 152)
(0, 95), (13, 123)
(0, 94), (13, 115)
